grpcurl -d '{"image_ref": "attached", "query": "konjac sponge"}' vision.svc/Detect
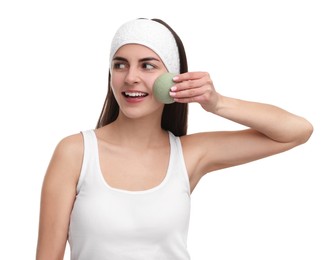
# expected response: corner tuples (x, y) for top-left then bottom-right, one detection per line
(153, 73), (176, 104)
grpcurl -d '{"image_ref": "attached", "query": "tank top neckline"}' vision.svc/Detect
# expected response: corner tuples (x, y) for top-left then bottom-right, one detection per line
(90, 130), (175, 195)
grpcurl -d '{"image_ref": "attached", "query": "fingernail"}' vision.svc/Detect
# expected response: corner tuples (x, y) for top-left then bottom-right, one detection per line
(170, 86), (177, 91)
(173, 76), (179, 81)
(169, 91), (176, 96)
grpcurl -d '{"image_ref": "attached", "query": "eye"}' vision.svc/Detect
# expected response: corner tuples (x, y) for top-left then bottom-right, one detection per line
(113, 62), (127, 69)
(142, 63), (155, 70)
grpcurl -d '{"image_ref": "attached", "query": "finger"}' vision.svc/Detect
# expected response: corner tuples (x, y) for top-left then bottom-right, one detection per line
(170, 87), (204, 99)
(172, 94), (208, 104)
(173, 80), (201, 92)
(172, 76), (209, 92)
(173, 72), (208, 83)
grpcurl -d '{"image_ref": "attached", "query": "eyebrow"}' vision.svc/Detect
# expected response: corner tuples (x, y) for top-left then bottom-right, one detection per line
(112, 56), (161, 62)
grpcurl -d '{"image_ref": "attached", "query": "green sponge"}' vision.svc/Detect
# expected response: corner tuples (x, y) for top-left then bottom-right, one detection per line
(153, 72), (176, 104)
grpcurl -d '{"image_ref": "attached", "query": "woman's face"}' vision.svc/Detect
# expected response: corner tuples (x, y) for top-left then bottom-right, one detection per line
(110, 44), (168, 119)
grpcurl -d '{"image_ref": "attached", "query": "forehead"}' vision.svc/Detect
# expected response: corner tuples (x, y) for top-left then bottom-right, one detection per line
(114, 44), (162, 60)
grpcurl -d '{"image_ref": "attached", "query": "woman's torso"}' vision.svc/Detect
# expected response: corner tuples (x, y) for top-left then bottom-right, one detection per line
(68, 129), (191, 260)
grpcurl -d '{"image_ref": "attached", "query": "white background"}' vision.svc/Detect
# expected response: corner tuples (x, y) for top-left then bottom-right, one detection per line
(1, 0), (335, 259)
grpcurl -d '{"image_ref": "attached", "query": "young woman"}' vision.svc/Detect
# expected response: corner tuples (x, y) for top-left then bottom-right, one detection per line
(36, 18), (313, 260)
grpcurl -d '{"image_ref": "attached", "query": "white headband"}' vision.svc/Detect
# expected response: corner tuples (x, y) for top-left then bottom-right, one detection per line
(109, 19), (180, 74)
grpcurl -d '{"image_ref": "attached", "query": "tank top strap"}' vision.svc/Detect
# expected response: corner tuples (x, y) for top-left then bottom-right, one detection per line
(168, 132), (191, 195)
(76, 129), (97, 193)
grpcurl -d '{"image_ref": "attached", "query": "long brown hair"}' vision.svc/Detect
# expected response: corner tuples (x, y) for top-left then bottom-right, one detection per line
(96, 18), (189, 136)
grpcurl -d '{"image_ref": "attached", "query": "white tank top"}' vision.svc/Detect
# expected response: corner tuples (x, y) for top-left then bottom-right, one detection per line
(68, 130), (191, 260)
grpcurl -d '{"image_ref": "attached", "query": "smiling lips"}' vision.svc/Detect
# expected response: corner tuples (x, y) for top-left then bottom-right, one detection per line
(122, 91), (149, 103)
(123, 91), (148, 98)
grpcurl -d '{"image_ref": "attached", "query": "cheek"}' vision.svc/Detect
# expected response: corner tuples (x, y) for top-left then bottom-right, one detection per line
(111, 75), (123, 92)
(148, 79), (155, 91)
(147, 75), (161, 91)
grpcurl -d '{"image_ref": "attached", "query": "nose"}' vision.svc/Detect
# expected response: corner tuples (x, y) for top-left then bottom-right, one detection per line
(124, 66), (140, 85)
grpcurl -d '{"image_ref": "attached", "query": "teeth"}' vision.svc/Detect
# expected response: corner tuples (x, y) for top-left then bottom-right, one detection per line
(125, 92), (147, 97)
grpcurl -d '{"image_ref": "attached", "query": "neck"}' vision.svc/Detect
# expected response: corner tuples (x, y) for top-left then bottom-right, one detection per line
(106, 113), (168, 149)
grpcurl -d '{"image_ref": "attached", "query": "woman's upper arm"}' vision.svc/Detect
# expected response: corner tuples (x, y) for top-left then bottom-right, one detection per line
(36, 133), (83, 260)
(182, 129), (302, 178)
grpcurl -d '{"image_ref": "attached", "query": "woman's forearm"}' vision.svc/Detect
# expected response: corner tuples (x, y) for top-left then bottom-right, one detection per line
(212, 94), (313, 144)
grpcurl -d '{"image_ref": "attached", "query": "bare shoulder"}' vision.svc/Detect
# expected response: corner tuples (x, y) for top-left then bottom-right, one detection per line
(179, 132), (224, 168)
(179, 130), (253, 175)
(179, 131), (228, 158)
(180, 131), (231, 149)
(51, 133), (84, 164)
(179, 132), (230, 189)
(55, 132), (84, 156)
(47, 132), (84, 182)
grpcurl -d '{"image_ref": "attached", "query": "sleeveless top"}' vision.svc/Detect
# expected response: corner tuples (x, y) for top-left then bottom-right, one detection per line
(68, 130), (191, 260)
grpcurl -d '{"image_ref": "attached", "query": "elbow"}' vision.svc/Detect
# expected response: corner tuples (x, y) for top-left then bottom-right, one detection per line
(297, 119), (314, 145)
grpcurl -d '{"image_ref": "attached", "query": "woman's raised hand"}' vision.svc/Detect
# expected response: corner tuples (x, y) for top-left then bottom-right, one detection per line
(170, 72), (220, 113)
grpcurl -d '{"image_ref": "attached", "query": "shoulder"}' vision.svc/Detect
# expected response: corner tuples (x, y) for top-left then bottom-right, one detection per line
(50, 132), (85, 176)
(179, 132), (216, 156)
(179, 131), (237, 170)
(179, 132), (213, 164)
(55, 132), (84, 157)
(42, 132), (85, 192)
(180, 131), (221, 148)
(178, 132), (220, 186)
